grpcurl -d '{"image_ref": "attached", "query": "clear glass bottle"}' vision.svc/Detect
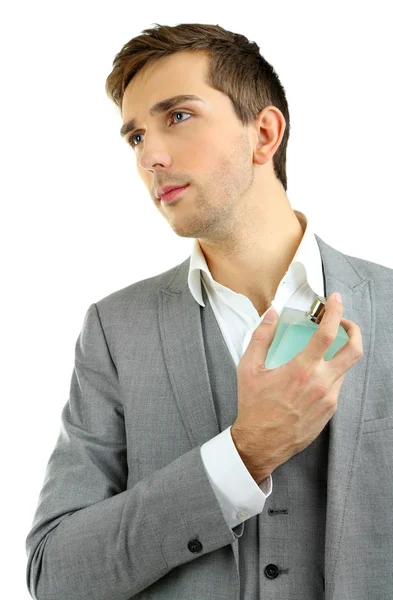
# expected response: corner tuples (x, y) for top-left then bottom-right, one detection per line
(265, 295), (349, 370)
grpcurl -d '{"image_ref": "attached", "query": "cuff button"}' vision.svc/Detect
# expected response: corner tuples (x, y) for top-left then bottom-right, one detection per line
(187, 539), (203, 553)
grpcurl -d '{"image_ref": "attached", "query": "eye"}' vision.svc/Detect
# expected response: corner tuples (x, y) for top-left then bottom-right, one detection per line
(127, 110), (192, 148)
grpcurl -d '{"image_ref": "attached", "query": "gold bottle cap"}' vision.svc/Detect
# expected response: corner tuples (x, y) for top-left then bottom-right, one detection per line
(304, 295), (327, 324)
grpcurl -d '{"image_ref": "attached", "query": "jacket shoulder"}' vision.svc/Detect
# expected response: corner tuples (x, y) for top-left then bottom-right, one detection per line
(93, 258), (189, 319)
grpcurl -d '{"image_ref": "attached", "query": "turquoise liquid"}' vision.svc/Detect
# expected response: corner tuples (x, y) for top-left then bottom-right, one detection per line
(265, 306), (349, 370)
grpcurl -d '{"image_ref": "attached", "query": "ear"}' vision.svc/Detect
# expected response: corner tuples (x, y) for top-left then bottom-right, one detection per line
(252, 106), (286, 166)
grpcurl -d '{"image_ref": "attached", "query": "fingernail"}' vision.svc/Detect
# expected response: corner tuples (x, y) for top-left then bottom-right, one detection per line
(263, 309), (276, 323)
(334, 292), (342, 303)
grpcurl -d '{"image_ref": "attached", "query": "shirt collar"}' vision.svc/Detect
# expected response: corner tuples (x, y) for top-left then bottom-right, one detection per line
(188, 210), (324, 306)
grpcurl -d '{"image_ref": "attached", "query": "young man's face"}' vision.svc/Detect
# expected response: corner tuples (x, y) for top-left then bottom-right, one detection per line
(121, 50), (257, 240)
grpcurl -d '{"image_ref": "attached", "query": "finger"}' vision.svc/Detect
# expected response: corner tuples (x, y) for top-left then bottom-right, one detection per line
(301, 293), (344, 364)
(316, 372), (346, 417)
(326, 317), (364, 377)
(244, 309), (278, 369)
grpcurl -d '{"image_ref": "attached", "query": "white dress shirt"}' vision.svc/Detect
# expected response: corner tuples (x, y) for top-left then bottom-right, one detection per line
(187, 209), (326, 529)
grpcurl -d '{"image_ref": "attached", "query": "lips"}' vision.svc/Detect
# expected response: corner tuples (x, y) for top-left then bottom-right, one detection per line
(157, 184), (189, 198)
(159, 185), (189, 203)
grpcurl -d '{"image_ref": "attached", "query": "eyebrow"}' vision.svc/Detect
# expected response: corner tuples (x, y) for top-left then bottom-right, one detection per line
(120, 94), (205, 138)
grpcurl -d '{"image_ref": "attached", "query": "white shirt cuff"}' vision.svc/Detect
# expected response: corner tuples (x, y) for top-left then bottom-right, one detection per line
(200, 426), (273, 529)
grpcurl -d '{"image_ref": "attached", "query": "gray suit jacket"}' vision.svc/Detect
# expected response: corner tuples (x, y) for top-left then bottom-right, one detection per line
(26, 234), (393, 600)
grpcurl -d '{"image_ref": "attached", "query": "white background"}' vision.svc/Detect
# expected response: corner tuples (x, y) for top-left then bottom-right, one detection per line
(1, 1), (392, 597)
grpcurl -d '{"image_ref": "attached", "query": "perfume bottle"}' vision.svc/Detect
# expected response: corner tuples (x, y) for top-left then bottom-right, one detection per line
(265, 295), (349, 370)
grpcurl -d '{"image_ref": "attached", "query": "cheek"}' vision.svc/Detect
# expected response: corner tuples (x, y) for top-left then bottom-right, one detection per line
(187, 138), (230, 177)
(178, 139), (211, 167)
(182, 127), (224, 164)
(137, 168), (150, 186)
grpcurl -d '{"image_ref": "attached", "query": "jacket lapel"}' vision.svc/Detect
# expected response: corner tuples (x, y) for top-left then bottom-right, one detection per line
(315, 235), (374, 600)
(159, 261), (243, 575)
(159, 274), (221, 445)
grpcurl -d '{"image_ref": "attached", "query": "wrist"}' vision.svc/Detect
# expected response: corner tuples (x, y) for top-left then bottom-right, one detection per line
(230, 425), (272, 483)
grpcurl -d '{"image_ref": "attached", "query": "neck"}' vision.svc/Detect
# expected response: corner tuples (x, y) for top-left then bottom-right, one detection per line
(199, 198), (305, 317)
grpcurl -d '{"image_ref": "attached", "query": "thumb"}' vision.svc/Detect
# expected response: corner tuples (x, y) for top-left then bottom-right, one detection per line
(246, 308), (278, 359)
(262, 308), (277, 325)
(255, 308), (279, 366)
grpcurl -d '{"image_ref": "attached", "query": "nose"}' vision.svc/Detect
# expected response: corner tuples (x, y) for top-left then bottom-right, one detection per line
(138, 136), (172, 172)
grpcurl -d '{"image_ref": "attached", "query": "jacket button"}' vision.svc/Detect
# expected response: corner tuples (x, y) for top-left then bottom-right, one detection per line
(264, 564), (280, 579)
(187, 539), (203, 553)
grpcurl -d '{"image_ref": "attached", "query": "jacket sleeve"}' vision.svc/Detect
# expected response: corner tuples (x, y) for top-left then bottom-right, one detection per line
(25, 303), (242, 600)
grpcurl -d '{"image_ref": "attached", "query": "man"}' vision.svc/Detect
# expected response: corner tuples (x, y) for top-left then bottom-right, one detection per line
(26, 23), (392, 600)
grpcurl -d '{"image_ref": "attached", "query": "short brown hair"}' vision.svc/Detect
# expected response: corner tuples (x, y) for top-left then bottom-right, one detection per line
(105, 23), (291, 191)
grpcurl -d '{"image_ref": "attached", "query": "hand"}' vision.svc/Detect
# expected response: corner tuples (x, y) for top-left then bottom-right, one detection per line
(231, 292), (364, 484)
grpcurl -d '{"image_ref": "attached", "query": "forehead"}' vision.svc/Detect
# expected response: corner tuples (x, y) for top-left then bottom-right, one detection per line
(122, 51), (210, 109)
